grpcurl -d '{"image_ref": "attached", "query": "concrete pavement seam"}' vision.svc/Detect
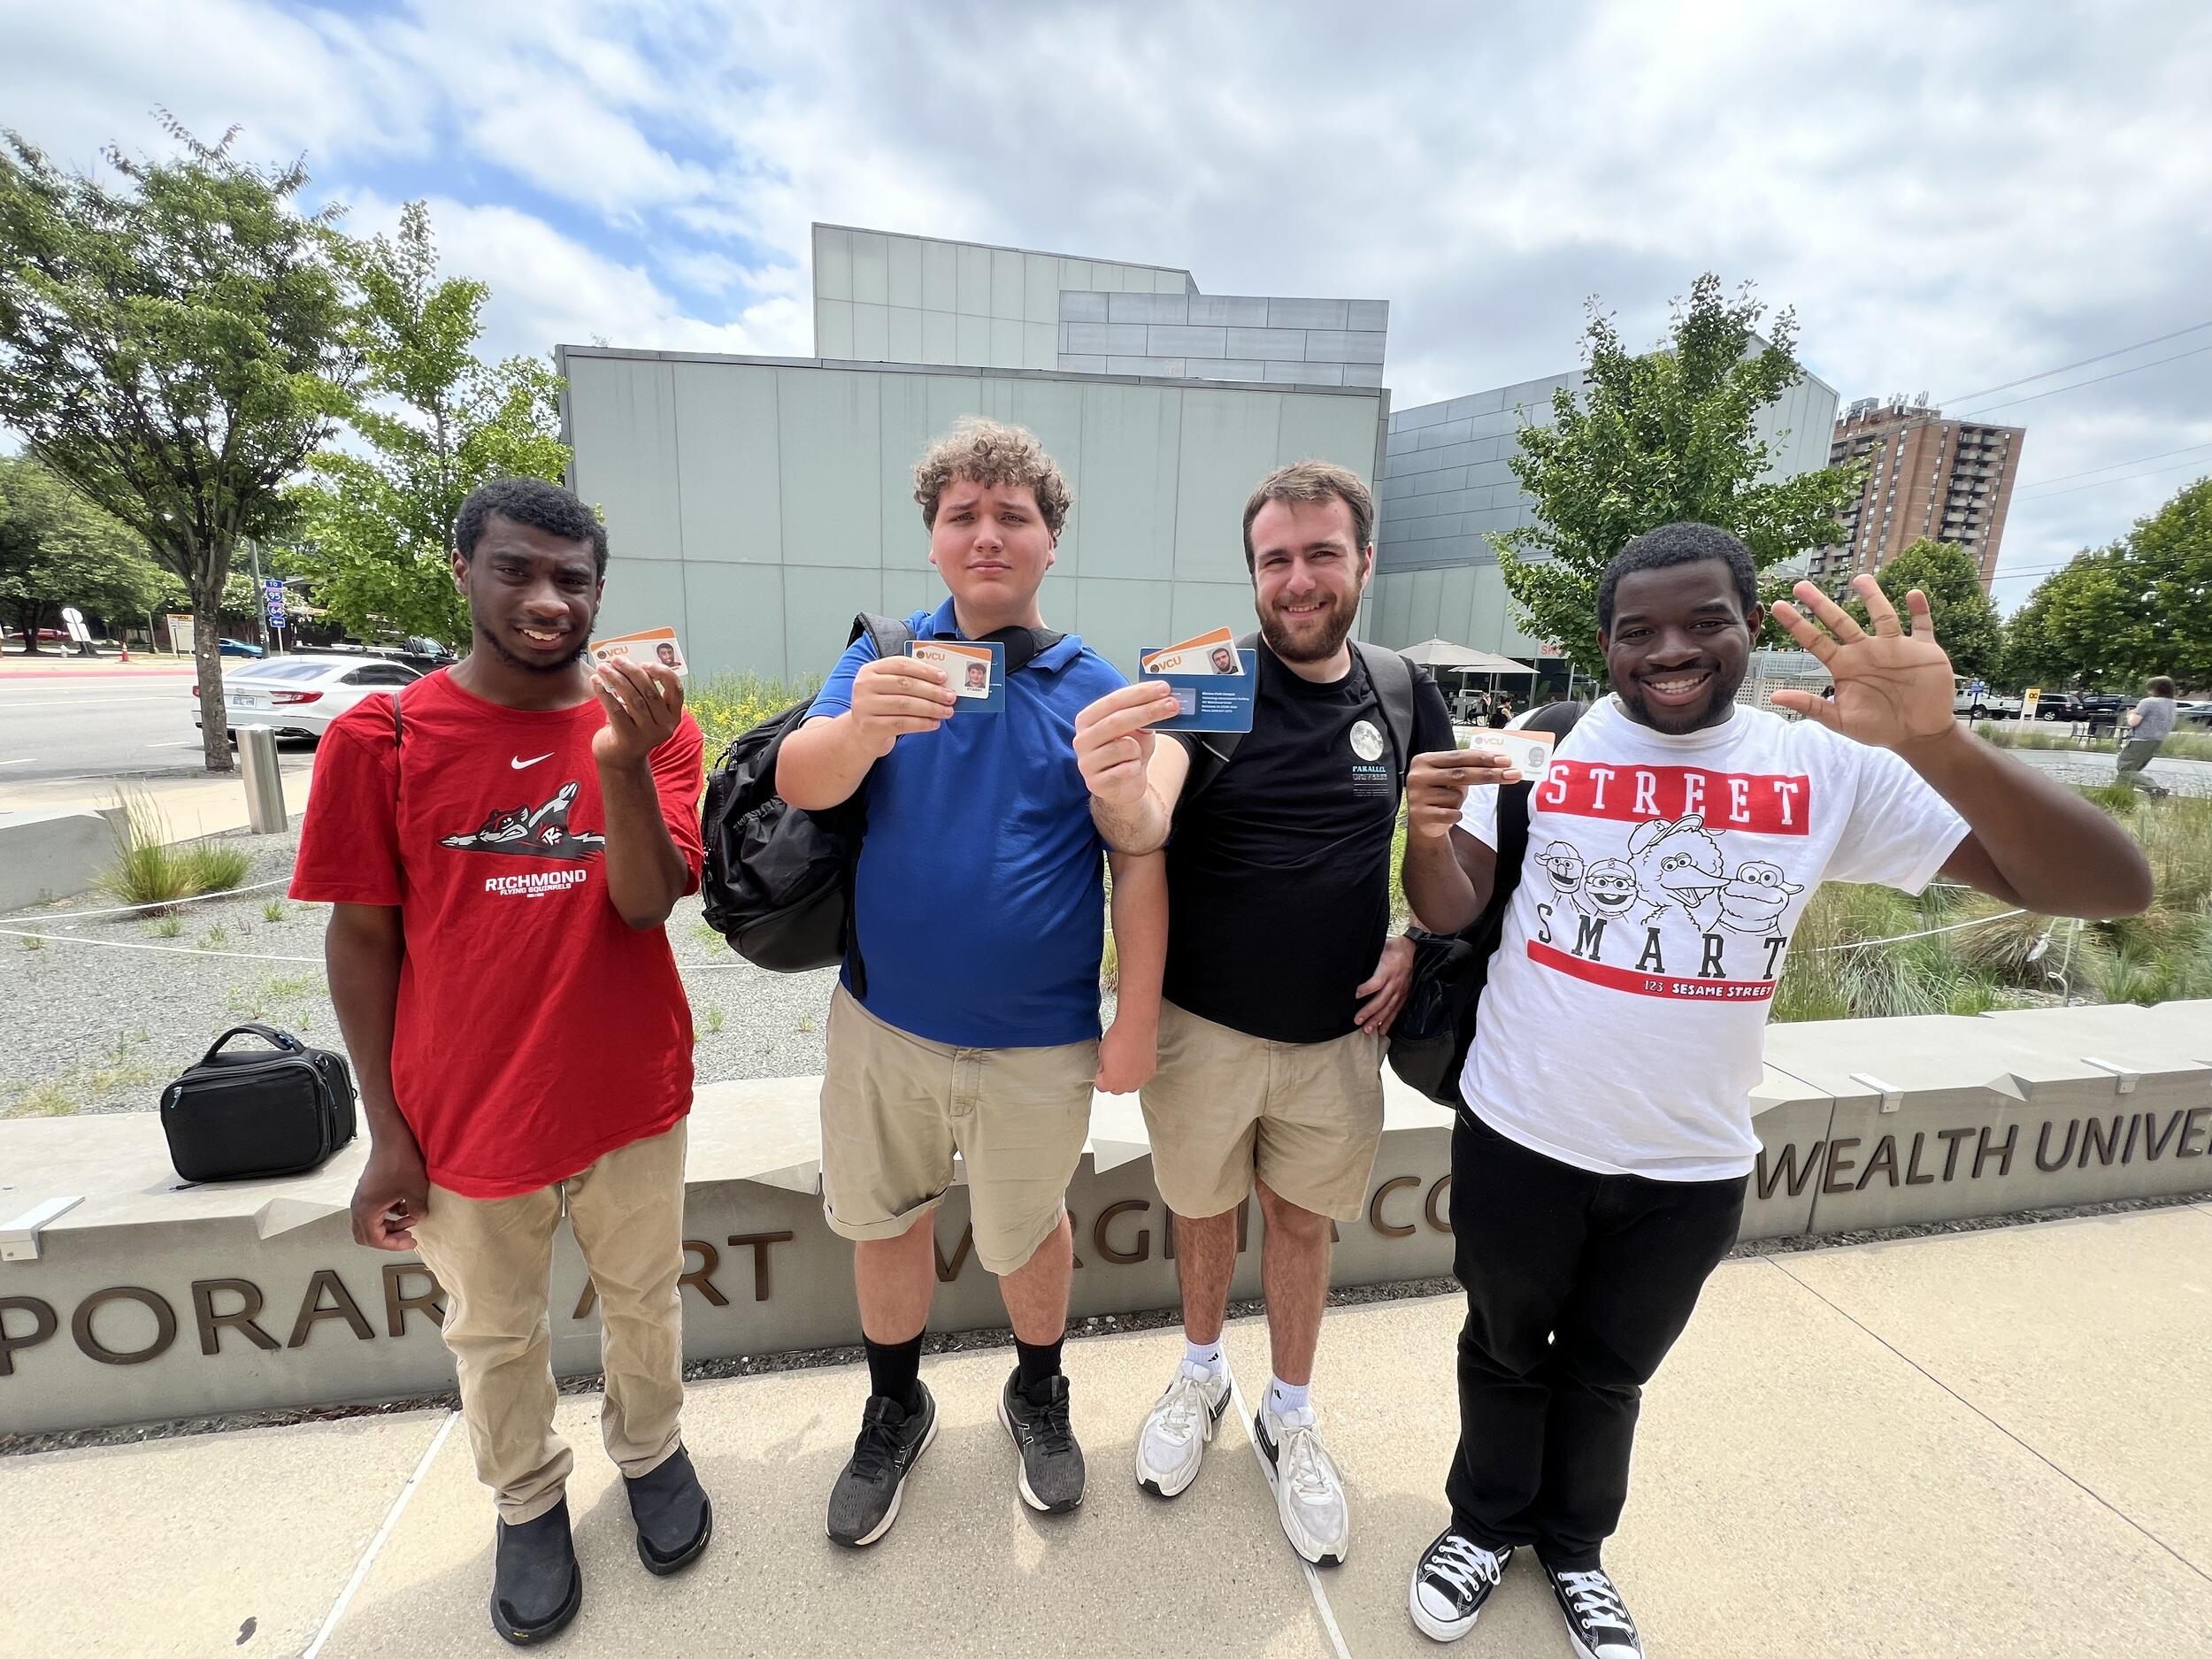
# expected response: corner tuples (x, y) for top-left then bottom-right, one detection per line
(1223, 1371), (1357, 1659)
(300, 1409), (461, 1659)
(1759, 1256), (2212, 1588)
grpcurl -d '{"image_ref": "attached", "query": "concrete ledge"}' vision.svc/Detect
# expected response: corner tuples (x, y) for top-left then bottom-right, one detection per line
(0, 808), (118, 910)
(3, 1002), (2208, 1435)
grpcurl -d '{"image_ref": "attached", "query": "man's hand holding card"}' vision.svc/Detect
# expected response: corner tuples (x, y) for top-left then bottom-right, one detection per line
(906, 641), (1006, 713)
(1137, 627), (1256, 733)
(1403, 730), (1555, 841)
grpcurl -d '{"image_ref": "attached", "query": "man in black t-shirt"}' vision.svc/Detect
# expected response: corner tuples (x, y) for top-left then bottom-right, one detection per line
(1074, 460), (1452, 1569)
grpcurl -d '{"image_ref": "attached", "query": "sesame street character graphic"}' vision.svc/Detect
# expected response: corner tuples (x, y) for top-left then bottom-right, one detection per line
(1537, 841), (1585, 901)
(1578, 859), (1643, 922)
(439, 780), (607, 861)
(1714, 858), (1804, 935)
(1625, 814), (1728, 931)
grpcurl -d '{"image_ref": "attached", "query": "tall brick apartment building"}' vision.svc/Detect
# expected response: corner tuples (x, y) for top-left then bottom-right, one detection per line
(1815, 395), (2024, 592)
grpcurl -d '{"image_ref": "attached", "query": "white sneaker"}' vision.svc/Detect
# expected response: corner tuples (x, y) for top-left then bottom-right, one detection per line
(1134, 1359), (1233, 1498)
(1255, 1398), (1350, 1566)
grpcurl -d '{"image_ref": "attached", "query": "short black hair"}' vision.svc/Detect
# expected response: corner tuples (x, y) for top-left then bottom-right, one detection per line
(1598, 522), (1760, 632)
(454, 478), (608, 577)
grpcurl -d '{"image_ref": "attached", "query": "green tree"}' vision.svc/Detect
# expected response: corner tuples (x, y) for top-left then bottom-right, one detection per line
(2001, 477), (2212, 690)
(0, 455), (166, 649)
(0, 119), (359, 769)
(2124, 474), (2212, 688)
(288, 201), (568, 646)
(1497, 273), (1863, 678)
(1845, 538), (2004, 683)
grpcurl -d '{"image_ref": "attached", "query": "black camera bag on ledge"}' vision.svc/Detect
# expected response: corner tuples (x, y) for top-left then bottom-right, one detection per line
(159, 1023), (358, 1183)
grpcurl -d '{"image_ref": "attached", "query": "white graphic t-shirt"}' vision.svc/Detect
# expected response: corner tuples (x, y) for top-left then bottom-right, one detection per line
(1456, 697), (1968, 1181)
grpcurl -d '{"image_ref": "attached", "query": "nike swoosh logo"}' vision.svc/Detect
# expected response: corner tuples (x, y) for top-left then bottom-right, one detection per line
(511, 753), (553, 770)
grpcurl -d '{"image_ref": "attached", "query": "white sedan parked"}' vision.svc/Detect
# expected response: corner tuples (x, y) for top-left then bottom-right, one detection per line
(191, 655), (425, 741)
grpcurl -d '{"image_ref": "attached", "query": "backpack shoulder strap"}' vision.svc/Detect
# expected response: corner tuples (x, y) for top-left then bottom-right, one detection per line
(852, 611), (916, 660)
(1351, 640), (1420, 787)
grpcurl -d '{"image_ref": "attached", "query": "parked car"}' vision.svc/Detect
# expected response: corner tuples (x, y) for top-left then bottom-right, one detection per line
(2030, 690), (2084, 721)
(191, 656), (422, 741)
(217, 637), (265, 658)
(2178, 703), (2212, 729)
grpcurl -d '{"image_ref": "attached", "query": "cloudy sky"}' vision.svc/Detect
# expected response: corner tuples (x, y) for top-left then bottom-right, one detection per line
(6, 0), (2207, 611)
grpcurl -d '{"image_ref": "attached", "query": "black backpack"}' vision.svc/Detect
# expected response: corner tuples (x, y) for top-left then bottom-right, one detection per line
(699, 613), (1064, 985)
(1387, 700), (1585, 1106)
(699, 613), (913, 982)
(1182, 634), (1424, 795)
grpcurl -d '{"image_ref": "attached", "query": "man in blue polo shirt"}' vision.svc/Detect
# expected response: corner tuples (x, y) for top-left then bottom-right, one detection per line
(778, 417), (1166, 1548)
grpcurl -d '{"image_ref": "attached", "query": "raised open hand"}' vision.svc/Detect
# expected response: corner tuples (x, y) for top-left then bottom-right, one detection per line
(1769, 574), (1957, 752)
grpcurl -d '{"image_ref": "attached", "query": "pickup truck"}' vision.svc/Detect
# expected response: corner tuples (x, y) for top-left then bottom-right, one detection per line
(1955, 680), (2022, 719)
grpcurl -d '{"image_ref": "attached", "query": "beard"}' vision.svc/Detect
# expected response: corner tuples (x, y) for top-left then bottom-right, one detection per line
(476, 617), (589, 676)
(1258, 588), (1361, 664)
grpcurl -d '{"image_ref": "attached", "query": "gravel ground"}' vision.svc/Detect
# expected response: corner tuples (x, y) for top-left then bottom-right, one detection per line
(5, 1187), (2204, 1457)
(0, 826), (842, 1118)
(2005, 747), (2212, 796)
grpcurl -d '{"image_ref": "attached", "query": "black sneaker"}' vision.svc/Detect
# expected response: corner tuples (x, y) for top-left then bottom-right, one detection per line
(1408, 1529), (1514, 1643)
(489, 1499), (583, 1646)
(624, 1442), (712, 1575)
(1546, 1562), (1643, 1659)
(826, 1382), (937, 1548)
(997, 1368), (1085, 1514)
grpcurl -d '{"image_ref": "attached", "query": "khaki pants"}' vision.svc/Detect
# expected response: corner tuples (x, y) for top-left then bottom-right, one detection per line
(412, 1120), (688, 1523)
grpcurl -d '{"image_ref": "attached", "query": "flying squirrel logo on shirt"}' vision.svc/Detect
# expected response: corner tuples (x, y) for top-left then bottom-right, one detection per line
(439, 780), (607, 862)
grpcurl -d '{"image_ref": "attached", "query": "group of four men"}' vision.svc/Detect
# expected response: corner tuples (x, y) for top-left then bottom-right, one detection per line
(299, 426), (2148, 1651)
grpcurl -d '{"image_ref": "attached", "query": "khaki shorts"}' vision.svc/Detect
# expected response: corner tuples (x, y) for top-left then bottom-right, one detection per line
(819, 986), (1097, 1275)
(1140, 1000), (1385, 1223)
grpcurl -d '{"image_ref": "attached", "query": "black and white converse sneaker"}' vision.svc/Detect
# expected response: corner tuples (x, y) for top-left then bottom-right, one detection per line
(1408, 1529), (1515, 1642)
(826, 1382), (937, 1548)
(1546, 1563), (1643, 1659)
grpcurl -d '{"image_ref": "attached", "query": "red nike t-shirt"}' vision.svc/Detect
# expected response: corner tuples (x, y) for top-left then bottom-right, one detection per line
(290, 669), (705, 1199)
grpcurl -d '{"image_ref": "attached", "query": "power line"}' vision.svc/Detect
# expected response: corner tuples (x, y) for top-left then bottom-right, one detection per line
(1936, 320), (2212, 405)
(2012, 441), (2212, 492)
(1952, 344), (2212, 419)
(2014, 454), (2212, 503)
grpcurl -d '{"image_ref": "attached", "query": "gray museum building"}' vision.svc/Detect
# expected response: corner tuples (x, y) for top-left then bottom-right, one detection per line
(562, 224), (1837, 683)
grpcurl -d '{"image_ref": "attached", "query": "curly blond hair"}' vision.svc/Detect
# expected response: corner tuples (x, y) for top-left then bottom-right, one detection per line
(912, 418), (1072, 538)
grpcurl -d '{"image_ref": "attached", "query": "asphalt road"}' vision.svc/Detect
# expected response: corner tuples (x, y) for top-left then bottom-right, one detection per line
(0, 672), (315, 795)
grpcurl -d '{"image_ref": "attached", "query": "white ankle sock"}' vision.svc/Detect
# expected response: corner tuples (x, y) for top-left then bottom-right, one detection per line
(1268, 1376), (1310, 1417)
(1183, 1336), (1223, 1376)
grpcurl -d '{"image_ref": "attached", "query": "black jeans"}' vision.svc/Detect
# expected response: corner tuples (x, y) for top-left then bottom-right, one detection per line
(1446, 1110), (1746, 1570)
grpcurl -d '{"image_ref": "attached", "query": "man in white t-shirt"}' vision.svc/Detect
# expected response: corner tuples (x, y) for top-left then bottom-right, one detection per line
(1394, 523), (2152, 1655)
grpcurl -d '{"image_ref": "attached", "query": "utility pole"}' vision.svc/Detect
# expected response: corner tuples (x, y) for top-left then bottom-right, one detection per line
(249, 538), (267, 653)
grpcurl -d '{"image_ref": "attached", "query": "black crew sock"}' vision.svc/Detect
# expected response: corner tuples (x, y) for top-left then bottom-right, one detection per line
(1015, 1333), (1064, 1395)
(864, 1333), (924, 1415)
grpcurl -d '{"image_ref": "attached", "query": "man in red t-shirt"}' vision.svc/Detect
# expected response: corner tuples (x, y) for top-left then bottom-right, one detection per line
(293, 478), (710, 1646)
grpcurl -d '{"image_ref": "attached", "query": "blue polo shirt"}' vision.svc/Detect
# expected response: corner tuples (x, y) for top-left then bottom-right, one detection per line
(805, 599), (1126, 1048)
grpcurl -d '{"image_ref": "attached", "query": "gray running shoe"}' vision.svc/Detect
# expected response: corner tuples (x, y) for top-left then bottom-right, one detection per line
(826, 1383), (937, 1548)
(998, 1368), (1086, 1513)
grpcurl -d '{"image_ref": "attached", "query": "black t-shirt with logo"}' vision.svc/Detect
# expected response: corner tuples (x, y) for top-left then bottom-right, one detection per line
(1163, 643), (1454, 1044)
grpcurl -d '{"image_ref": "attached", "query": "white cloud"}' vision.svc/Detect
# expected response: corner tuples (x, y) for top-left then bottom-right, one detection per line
(7, 0), (2209, 616)
(346, 194), (808, 363)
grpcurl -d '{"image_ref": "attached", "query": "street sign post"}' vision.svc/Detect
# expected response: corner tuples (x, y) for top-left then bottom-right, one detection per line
(263, 578), (287, 653)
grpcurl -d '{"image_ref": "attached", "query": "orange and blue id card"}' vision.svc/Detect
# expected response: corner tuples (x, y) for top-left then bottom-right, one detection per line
(906, 640), (1004, 712)
(1140, 645), (1256, 732)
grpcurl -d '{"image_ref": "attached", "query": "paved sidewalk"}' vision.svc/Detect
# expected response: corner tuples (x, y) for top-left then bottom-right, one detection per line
(0, 657), (196, 679)
(4, 1204), (2208, 1658)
